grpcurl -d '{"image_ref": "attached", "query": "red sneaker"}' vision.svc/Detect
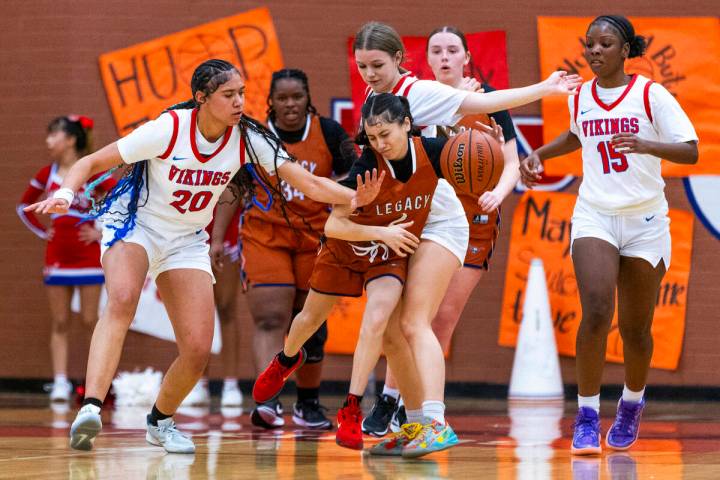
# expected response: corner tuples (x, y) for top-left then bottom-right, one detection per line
(252, 349), (306, 403)
(336, 396), (363, 450)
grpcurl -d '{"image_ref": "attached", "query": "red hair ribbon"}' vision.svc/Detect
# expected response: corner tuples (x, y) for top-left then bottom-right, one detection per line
(68, 114), (94, 130)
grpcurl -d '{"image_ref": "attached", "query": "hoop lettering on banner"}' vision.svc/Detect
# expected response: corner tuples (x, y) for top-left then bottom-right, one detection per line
(99, 8), (284, 135)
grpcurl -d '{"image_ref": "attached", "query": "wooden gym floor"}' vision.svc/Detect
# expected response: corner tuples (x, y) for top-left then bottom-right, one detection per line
(0, 394), (718, 479)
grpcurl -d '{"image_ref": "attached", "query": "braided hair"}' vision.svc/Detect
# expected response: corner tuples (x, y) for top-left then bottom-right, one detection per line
(590, 15), (647, 58)
(88, 59), (294, 247)
(266, 68), (318, 122)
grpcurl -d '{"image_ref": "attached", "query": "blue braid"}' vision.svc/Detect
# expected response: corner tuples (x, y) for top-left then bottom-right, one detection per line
(246, 163), (274, 211)
(82, 166), (119, 211)
(87, 161), (147, 247)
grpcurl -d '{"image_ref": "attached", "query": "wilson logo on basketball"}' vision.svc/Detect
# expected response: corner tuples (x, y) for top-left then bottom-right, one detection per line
(453, 143), (467, 185)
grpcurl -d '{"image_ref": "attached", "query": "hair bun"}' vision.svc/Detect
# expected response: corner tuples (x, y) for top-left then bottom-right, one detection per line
(628, 35), (647, 58)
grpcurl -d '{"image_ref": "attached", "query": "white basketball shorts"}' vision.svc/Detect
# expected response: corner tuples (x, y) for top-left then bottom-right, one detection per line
(570, 198), (671, 269)
(100, 220), (215, 282)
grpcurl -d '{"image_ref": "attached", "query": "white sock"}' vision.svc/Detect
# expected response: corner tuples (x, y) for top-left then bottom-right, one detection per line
(578, 394), (600, 413)
(223, 378), (238, 390)
(54, 374), (68, 384)
(398, 396), (405, 408)
(197, 377), (208, 388)
(406, 408), (423, 424)
(422, 400), (446, 425)
(382, 385), (400, 401)
(622, 385), (645, 403)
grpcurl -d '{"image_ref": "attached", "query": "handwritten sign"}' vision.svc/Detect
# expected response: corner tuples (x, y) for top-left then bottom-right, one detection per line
(99, 8), (283, 134)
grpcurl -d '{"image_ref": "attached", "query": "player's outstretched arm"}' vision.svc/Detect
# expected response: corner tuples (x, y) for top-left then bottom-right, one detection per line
(458, 71), (582, 115)
(23, 143), (122, 215)
(276, 162), (384, 209)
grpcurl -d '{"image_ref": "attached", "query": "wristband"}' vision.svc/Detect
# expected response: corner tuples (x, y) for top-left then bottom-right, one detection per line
(52, 187), (75, 205)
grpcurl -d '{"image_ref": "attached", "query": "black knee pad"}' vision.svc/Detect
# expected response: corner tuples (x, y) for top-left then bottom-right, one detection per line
(302, 321), (328, 364)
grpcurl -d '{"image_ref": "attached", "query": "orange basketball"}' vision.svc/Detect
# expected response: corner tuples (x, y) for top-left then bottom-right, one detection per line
(440, 129), (504, 196)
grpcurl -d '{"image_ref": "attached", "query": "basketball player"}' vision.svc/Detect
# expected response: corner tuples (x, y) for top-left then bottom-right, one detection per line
(24, 59), (382, 454)
(348, 22), (580, 457)
(520, 15), (698, 455)
(363, 25), (522, 437)
(254, 93), (454, 450)
(17, 115), (114, 402)
(213, 68), (357, 430)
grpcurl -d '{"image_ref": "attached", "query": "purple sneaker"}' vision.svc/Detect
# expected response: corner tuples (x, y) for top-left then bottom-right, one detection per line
(571, 407), (601, 455)
(606, 398), (645, 450)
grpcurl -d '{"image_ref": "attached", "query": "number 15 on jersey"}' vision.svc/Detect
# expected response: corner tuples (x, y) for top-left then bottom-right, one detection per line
(596, 141), (628, 174)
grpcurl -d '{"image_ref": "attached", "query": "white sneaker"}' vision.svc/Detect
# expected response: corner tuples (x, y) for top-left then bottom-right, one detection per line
(221, 385), (243, 407)
(146, 417), (195, 454)
(50, 381), (73, 402)
(181, 382), (210, 406)
(69, 404), (102, 450)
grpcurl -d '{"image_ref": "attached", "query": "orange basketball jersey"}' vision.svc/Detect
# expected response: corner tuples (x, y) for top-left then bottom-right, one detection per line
(324, 137), (439, 271)
(245, 114), (334, 232)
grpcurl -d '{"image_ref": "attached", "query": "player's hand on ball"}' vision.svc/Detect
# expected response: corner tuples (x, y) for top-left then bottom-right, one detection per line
(544, 70), (583, 95)
(459, 77), (484, 93)
(478, 190), (503, 212)
(379, 221), (419, 257)
(24, 198), (70, 215)
(210, 240), (225, 271)
(611, 133), (648, 154)
(519, 151), (544, 188)
(475, 118), (505, 146)
(352, 168), (385, 210)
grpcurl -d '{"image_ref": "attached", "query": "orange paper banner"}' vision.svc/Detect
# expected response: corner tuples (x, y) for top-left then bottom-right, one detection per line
(499, 191), (693, 370)
(99, 8), (283, 135)
(538, 17), (720, 176)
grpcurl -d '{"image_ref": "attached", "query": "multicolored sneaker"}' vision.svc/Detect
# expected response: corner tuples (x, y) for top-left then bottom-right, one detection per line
(606, 398), (645, 450)
(336, 396), (363, 450)
(362, 394), (398, 437)
(571, 407), (601, 455)
(401, 419), (459, 458)
(369, 422), (422, 456)
(252, 349), (306, 403)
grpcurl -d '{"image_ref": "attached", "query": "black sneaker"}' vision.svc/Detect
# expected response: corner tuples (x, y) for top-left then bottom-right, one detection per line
(361, 394), (398, 437)
(390, 405), (407, 433)
(251, 400), (284, 429)
(292, 399), (332, 430)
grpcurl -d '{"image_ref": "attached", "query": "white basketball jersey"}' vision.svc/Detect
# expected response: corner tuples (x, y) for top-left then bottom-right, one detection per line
(571, 74), (666, 214)
(113, 108), (246, 237)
